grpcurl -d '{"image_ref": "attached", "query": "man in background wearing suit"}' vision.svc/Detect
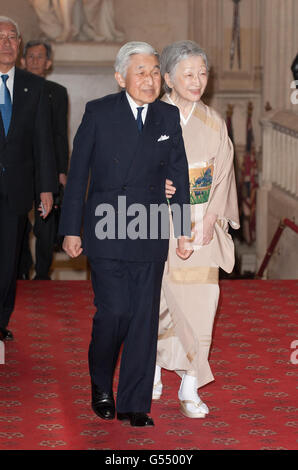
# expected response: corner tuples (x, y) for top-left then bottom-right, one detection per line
(0, 17), (57, 341)
(60, 42), (192, 427)
(18, 40), (69, 280)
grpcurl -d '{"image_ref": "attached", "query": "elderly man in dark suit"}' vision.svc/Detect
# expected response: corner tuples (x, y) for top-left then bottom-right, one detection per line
(18, 40), (69, 280)
(59, 41), (192, 427)
(0, 17), (57, 341)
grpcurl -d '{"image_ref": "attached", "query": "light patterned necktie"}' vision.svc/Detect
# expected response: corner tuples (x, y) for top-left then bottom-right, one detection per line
(0, 74), (12, 136)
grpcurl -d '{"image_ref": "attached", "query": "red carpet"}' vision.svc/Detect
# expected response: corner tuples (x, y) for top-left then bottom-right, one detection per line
(0, 280), (297, 450)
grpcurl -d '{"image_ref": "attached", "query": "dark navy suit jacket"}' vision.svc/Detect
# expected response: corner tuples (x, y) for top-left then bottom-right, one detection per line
(59, 91), (190, 262)
(0, 68), (57, 215)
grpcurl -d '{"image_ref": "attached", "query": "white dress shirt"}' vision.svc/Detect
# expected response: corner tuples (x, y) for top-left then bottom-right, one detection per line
(0, 66), (15, 103)
(126, 91), (148, 124)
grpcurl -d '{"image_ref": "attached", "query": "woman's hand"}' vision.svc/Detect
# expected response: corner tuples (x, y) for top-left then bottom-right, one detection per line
(176, 236), (193, 260)
(202, 213), (217, 245)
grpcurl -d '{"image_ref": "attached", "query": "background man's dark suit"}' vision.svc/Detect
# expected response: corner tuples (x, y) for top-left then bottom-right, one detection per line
(46, 80), (69, 178)
(59, 90), (190, 414)
(0, 67), (57, 331)
(34, 79), (68, 276)
(18, 78), (69, 279)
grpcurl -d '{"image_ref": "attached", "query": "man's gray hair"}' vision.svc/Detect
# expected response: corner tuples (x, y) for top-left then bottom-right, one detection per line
(160, 40), (209, 94)
(23, 40), (52, 59)
(0, 16), (20, 37)
(115, 41), (159, 78)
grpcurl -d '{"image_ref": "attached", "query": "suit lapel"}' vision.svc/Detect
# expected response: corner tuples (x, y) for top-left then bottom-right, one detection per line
(123, 100), (161, 184)
(0, 68), (24, 145)
(112, 92), (140, 182)
(142, 101), (161, 142)
(6, 67), (24, 140)
(112, 90), (139, 142)
(0, 114), (5, 146)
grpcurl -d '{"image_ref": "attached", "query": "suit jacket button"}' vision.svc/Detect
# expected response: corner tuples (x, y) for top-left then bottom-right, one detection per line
(149, 185), (155, 191)
(160, 161), (165, 166)
(122, 185), (127, 191)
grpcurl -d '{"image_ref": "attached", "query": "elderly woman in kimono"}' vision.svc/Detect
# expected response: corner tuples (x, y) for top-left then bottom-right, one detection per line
(154, 40), (239, 418)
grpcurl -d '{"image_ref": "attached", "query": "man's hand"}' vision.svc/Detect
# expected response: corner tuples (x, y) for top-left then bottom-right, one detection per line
(165, 179), (176, 199)
(176, 236), (193, 260)
(63, 235), (83, 258)
(59, 173), (67, 187)
(39, 192), (53, 219)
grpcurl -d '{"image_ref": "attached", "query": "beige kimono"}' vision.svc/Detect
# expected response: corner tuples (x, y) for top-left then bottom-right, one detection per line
(157, 97), (240, 389)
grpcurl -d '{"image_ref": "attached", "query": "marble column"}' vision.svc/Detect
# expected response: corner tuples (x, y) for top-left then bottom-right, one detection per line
(191, 0), (221, 89)
(48, 64), (118, 148)
(262, 0), (298, 111)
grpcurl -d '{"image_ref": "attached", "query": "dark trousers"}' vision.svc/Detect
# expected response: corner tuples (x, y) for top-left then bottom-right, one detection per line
(18, 205), (56, 279)
(0, 190), (26, 328)
(17, 218), (33, 278)
(33, 205), (56, 279)
(88, 257), (165, 413)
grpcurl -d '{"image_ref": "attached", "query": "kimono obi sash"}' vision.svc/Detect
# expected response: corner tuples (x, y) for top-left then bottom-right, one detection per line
(189, 158), (214, 205)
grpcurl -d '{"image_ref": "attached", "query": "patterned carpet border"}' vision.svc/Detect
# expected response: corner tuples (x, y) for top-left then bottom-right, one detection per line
(0, 280), (297, 450)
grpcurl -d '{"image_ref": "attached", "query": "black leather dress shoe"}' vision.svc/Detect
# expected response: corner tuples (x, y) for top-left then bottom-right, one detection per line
(91, 383), (115, 420)
(0, 328), (14, 341)
(117, 412), (154, 427)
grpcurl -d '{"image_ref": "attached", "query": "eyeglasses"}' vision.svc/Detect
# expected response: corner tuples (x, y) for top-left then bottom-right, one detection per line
(0, 34), (18, 42)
